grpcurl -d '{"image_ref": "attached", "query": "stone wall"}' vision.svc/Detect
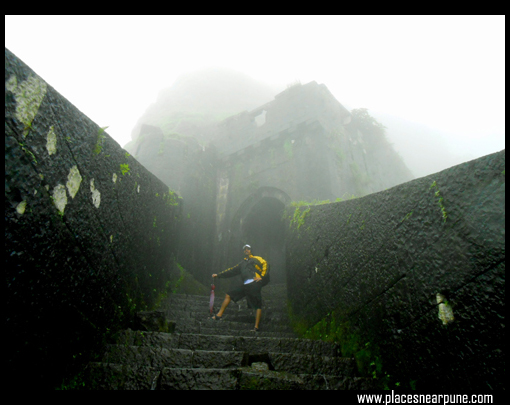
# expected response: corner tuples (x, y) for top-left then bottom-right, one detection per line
(128, 81), (414, 283)
(173, 144), (219, 282)
(5, 48), (183, 389)
(284, 149), (505, 390)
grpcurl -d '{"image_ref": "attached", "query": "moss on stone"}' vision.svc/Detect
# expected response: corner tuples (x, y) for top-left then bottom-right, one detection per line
(52, 184), (67, 215)
(429, 180), (448, 222)
(7, 74), (47, 137)
(46, 126), (57, 155)
(90, 179), (101, 208)
(93, 127), (108, 155)
(289, 305), (399, 389)
(66, 165), (82, 199)
(16, 200), (27, 215)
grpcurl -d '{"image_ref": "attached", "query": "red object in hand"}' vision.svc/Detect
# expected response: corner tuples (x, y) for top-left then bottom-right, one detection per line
(209, 283), (215, 314)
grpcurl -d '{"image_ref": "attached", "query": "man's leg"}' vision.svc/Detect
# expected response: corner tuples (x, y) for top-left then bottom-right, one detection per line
(247, 282), (263, 330)
(216, 294), (231, 317)
(255, 308), (262, 329)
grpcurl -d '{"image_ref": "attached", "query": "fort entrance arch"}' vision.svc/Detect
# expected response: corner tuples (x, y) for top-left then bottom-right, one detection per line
(229, 187), (291, 284)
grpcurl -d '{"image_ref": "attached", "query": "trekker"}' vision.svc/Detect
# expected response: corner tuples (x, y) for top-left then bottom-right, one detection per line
(211, 244), (269, 332)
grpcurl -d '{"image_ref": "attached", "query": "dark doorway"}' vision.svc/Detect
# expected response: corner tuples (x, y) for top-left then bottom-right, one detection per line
(240, 197), (286, 284)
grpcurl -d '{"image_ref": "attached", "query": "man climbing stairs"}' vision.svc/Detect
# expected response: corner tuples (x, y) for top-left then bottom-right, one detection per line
(84, 284), (374, 389)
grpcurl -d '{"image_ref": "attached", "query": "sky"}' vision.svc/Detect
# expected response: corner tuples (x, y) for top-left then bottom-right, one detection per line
(5, 15), (505, 177)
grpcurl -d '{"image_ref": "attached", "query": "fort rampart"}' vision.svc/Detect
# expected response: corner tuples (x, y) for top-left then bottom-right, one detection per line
(5, 48), (182, 388)
(284, 150), (505, 389)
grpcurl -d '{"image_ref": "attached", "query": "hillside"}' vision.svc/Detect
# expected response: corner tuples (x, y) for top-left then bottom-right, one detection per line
(127, 68), (284, 150)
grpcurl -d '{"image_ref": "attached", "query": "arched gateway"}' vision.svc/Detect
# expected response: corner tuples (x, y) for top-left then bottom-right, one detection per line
(228, 187), (292, 284)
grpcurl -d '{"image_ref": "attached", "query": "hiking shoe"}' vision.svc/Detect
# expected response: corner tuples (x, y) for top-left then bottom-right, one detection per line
(252, 327), (259, 332)
(210, 314), (223, 321)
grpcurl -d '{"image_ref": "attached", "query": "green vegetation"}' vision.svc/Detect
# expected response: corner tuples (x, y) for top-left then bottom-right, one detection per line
(120, 163), (130, 175)
(284, 196), (359, 232)
(350, 108), (387, 140)
(290, 206), (310, 230)
(429, 181), (448, 222)
(18, 142), (38, 164)
(93, 126), (108, 155)
(162, 262), (210, 298)
(335, 193), (358, 203)
(122, 261), (211, 320)
(163, 188), (180, 207)
(290, 307), (412, 390)
(346, 213), (353, 224)
(334, 147), (345, 164)
(284, 199), (331, 231)
(349, 161), (371, 195)
(283, 139), (293, 159)
(401, 210), (413, 222)
(56, 372), (86, 390)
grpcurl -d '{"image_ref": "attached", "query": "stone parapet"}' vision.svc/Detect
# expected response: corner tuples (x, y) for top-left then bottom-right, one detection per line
(285, 149), (505, 390)
(5, 47), (182, 390)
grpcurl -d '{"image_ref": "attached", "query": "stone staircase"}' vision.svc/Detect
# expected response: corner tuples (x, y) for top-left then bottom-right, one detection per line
(84, 284), (374, 389)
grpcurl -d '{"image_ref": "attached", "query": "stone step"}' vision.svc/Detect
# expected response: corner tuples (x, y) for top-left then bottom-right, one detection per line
(84, 362), (160, 390)
(170, 323), (296, 337)
(268, 352), (356, 376)
(174, 317), (294, 332)
(84, 363), (374, 390)
(164, 291), (288, 300)
(163, 300), (290, 315)
(112, 329), (341, 357)
(84, 283), (369, 390)
(221, 313), (293, 324)
(237, 366), (377, 390)
(131, 322), (296, 337)
(169, 284), (289, 300)
(165, 309), (290, 323)
(165, 312), (294, 332)
(163, 293), (289, 306)
(158, 367), (240, 390)
(167, 307), (291, 319)
(200, 321), (294, 334)
(103, 344), (353, 376)
(102, 345), (249, 369)
(164, 294), (288, 303)
(196, 328), (298, 338)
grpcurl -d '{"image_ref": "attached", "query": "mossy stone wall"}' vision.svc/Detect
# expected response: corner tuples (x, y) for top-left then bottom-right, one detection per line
(5, 48), (182, 390)
(285, 150), (505, 390)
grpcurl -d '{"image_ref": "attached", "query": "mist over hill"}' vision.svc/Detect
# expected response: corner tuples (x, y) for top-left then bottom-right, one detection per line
(128, 68), (284, 147)
(128, 68), (474, 180)
(367, 110), (477, 179)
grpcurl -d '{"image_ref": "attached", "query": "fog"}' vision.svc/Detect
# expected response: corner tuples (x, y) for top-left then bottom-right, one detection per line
(5, 15), (505, 178)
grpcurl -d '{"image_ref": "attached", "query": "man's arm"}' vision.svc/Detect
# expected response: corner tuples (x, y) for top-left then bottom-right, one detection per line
(215, 262), (242, 279)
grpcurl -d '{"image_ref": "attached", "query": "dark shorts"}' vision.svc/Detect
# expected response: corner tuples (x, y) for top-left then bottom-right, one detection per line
(227, 281), (263, 309)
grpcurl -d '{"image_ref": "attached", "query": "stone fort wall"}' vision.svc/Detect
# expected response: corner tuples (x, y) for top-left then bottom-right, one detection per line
(5, 48), (183, 389)
(284, 149), (505, 390)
